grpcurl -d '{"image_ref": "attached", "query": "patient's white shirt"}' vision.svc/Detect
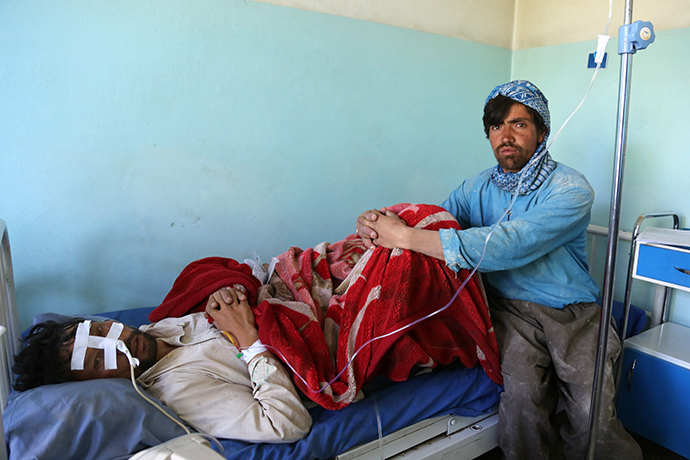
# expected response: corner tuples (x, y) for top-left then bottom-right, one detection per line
(136, 312), (312, 442)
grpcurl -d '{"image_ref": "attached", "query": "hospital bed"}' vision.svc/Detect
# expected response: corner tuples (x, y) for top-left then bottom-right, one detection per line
(0, 218), (505, 460)
(0, 219), (645, 460)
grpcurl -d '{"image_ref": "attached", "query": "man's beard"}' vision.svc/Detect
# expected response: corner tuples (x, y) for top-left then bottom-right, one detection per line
(494, 142), (532, 172)
(124, 329), (158, 376)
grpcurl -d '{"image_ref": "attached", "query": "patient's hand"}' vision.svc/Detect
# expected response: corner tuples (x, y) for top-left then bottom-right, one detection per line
(205, 287), (259, 348)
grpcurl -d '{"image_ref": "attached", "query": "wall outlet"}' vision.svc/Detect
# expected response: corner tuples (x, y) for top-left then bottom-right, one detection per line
(588, 52), (607, 68)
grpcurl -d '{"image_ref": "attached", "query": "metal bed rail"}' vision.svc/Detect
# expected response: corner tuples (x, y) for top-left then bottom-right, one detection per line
(337, 410), (498, 460)
(1, 219), (21, 460)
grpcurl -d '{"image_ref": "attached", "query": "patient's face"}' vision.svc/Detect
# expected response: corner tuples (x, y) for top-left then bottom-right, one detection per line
(66, 321), (158, 381)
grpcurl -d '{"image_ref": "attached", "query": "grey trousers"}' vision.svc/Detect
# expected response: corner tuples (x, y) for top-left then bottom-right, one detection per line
(489, 297), (642, 460)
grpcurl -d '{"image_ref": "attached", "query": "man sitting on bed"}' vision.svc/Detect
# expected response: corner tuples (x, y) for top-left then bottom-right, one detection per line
(355, 80), (641, 460)
(12, 286), (313, 443)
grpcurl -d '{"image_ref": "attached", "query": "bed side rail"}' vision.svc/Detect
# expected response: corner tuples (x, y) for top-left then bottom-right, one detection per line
(586, 224), (632, 263)
(0, 220), (21, 411)
(337, 410), (498, 460)
(586, 224), (632, 279)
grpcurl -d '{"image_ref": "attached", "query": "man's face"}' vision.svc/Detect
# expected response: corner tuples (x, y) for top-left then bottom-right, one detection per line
(488, 102), (546, 173)
(66, 321), (158, 381)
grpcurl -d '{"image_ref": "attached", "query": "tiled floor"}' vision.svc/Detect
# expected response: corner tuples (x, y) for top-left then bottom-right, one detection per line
(476, 431), (688, 459)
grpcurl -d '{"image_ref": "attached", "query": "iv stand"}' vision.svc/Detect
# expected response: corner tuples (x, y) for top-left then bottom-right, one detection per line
(585, 0), (654, 458)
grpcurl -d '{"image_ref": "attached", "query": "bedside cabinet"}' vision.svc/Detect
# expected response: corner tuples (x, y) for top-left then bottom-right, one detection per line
(616, 323), (690, 458)
(616, 225), (690, 458)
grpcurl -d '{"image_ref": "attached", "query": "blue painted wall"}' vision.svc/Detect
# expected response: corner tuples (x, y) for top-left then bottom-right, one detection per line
(1, 1), (511, 329)
(3, 1), (688, 330)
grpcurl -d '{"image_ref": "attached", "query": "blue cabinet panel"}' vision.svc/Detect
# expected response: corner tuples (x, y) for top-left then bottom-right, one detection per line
(634, 244), (690, 291)
(616, 347), (690, 458)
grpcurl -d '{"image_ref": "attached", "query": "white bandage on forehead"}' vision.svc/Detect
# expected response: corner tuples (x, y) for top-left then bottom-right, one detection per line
(70, 320), (140, 371)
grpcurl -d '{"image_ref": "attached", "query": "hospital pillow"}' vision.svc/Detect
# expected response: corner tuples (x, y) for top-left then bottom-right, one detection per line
(3, 378), (189, 460)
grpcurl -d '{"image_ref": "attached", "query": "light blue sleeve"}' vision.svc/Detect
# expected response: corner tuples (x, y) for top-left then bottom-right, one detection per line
(439, 227), (472, 272)
(440, 172), (594, 273)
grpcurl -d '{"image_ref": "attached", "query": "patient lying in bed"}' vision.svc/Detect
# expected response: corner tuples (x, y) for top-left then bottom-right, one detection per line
(12, 203), (502, 443)
(13, 290), (312, 442)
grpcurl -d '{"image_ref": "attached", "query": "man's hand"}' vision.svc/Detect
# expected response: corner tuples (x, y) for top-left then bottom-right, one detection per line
(356, 207), (411, 250)
(204, 287), (259, 348)
(356, 207), (394, 249)
(356, 206), (445, 260)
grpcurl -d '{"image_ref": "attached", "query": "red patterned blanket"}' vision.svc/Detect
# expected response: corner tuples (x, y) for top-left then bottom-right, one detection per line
(150, 204), (502, 410)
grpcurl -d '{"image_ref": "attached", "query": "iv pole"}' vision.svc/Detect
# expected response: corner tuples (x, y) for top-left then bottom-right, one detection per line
(585, 1), (654, 458)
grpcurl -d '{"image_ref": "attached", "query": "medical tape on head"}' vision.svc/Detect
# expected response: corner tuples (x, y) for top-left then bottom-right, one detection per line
(70, 321), (139, 370)
(70, 320), (92, 371)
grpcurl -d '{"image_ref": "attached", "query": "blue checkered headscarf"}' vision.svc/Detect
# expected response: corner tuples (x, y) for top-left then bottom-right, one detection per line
(486, 80), (556, 195)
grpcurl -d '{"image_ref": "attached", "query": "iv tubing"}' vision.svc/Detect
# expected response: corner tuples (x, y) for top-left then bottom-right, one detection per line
(123, 346), (226, 456)
(265, 54), (609, 393)
(124, 349), (191, 435)
(263, 264), (480, 393)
